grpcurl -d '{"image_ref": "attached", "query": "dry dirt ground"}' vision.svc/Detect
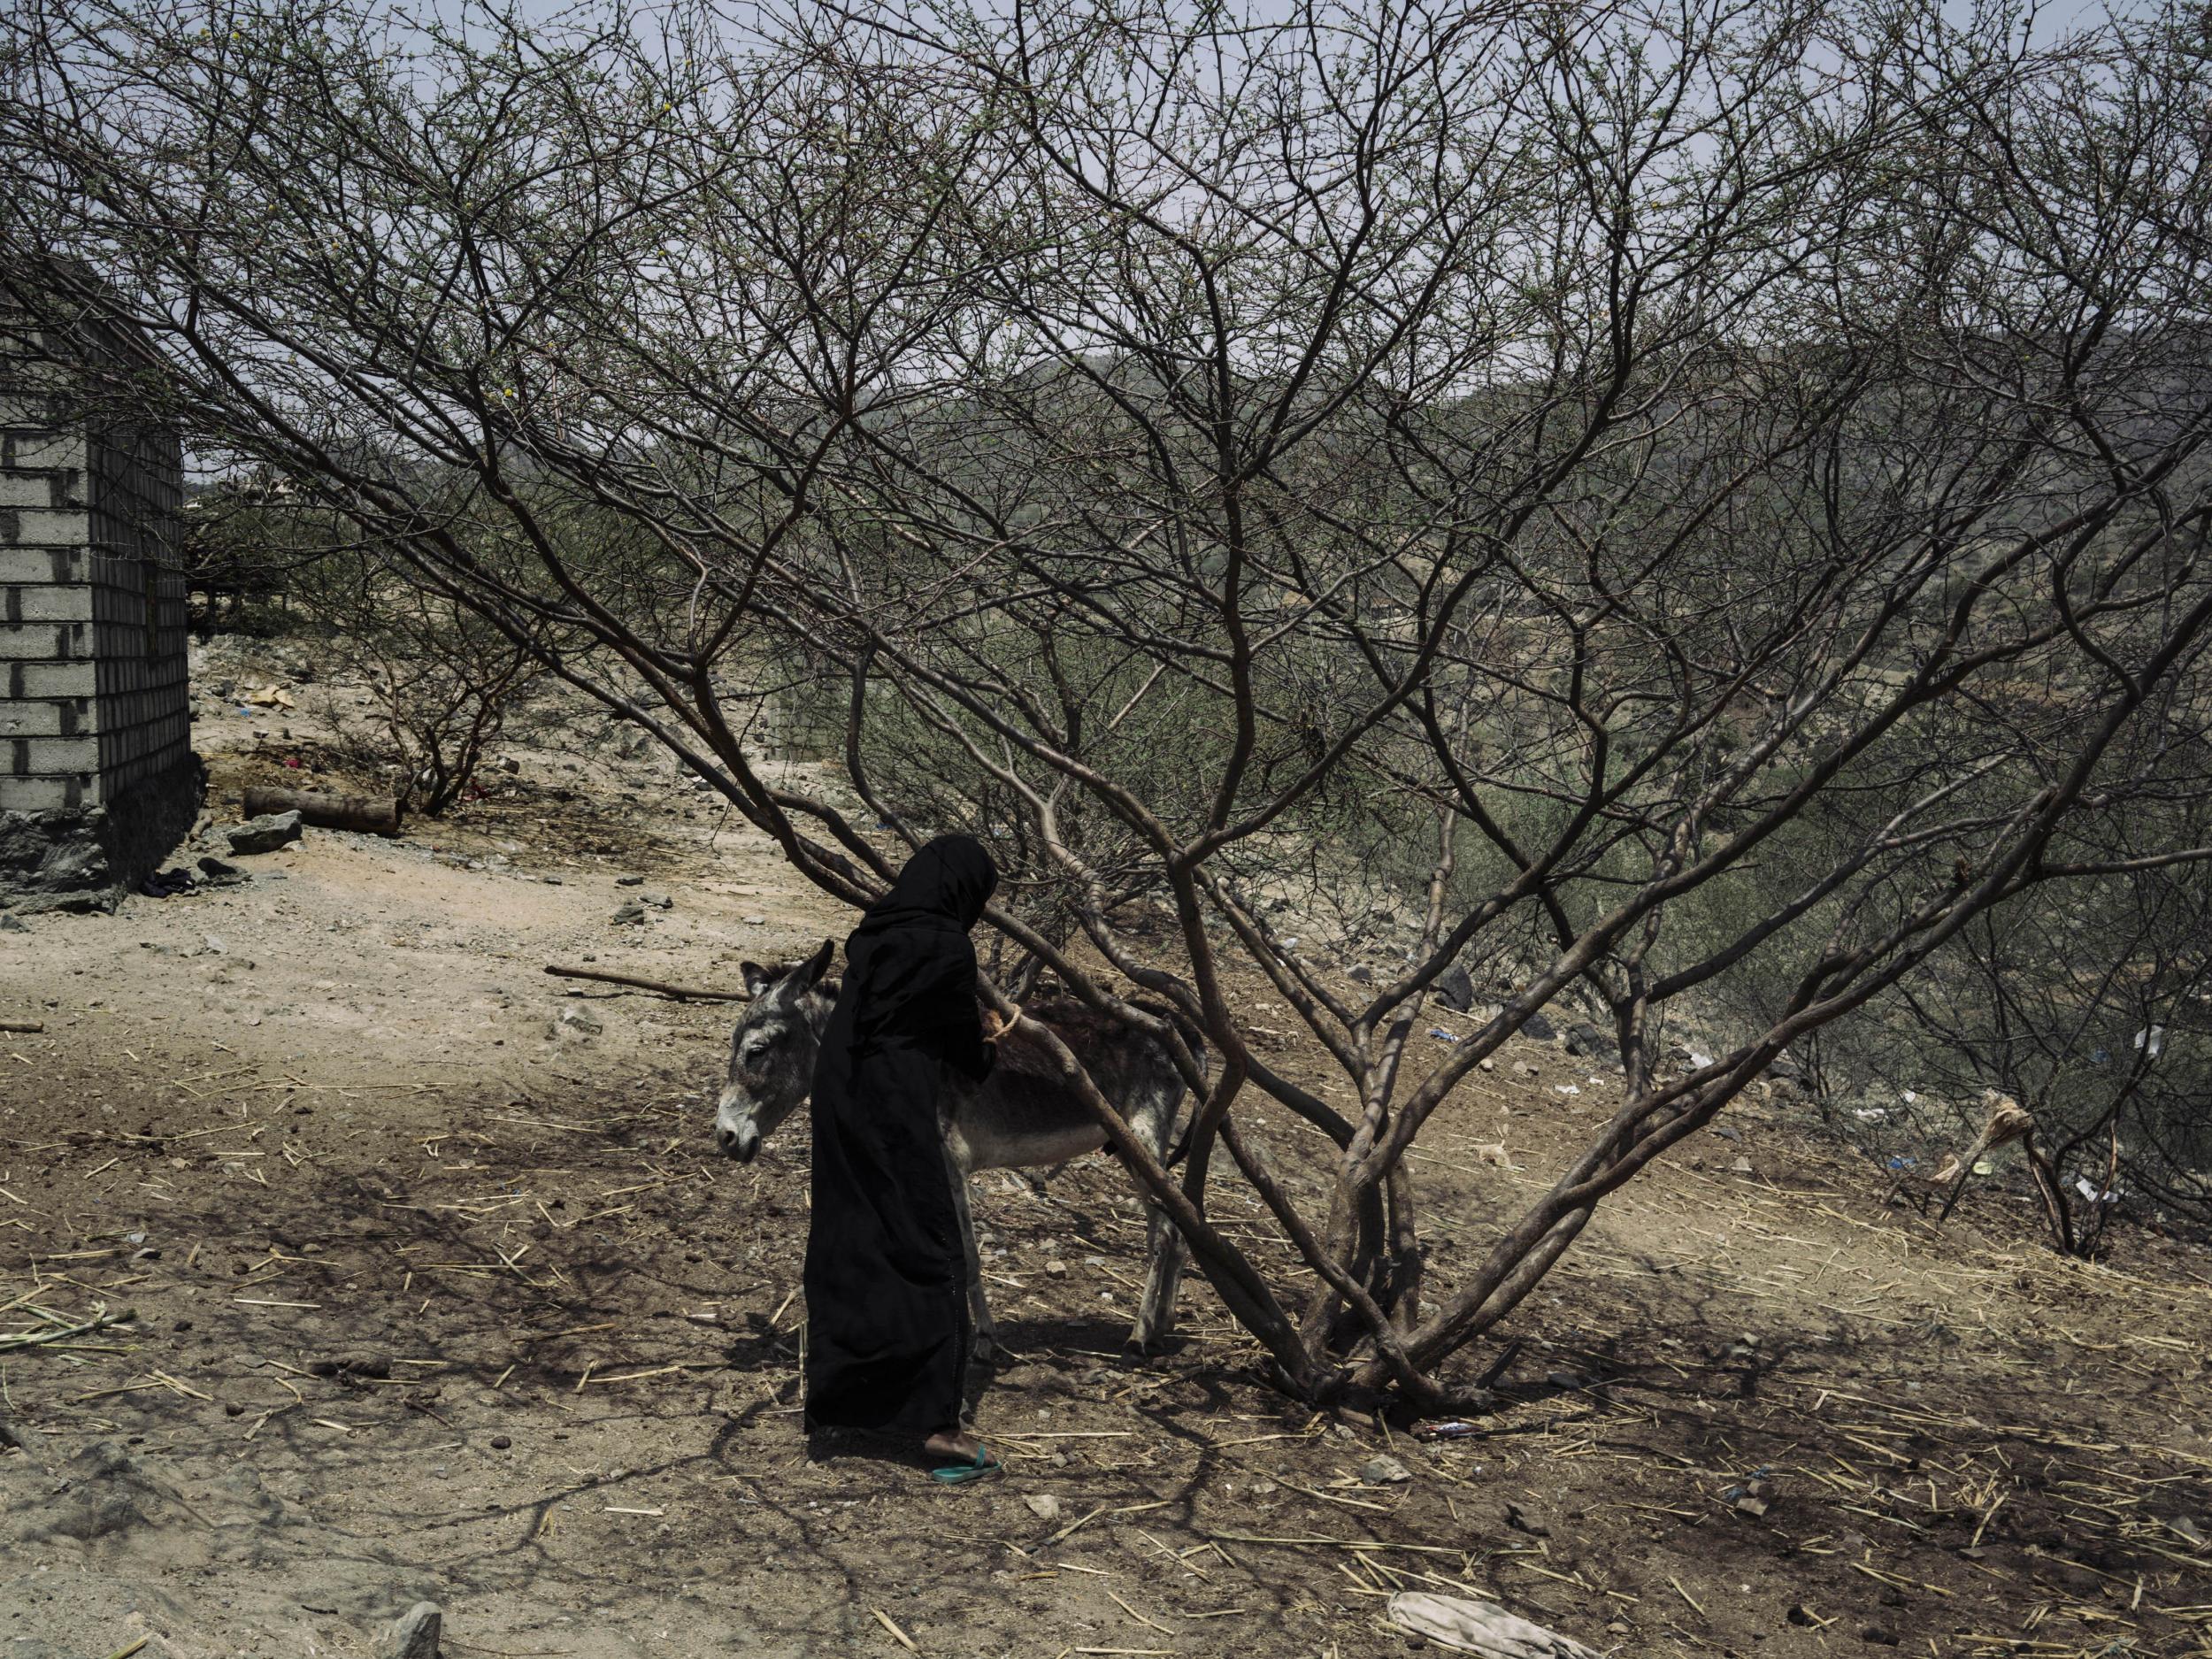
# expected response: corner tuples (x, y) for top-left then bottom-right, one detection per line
(3, 654), (2209, 1659)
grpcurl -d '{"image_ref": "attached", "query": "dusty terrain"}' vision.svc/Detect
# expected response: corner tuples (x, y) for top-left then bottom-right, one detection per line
(2, 648), (2208, 1659)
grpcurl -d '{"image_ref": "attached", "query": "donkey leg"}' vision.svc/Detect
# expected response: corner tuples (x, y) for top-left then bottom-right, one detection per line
(1129, 1105), (1188, 1350)
(946, 1153), (999, 1362)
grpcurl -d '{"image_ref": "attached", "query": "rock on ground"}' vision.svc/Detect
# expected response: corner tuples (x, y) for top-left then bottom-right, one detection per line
(380, 1601), (443, 1659)
(225, 810), (303, 856)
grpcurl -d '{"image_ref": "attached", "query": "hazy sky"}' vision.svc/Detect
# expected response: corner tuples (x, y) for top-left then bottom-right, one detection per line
(426, 0), (2130, 46)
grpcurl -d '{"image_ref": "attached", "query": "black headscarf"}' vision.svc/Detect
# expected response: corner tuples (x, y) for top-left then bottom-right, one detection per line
(850, 833), (997, 939)
(830, 833), (999, 1062)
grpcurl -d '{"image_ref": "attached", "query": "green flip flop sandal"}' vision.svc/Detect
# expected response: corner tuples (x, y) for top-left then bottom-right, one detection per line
(928, 1445), (1001, 1485)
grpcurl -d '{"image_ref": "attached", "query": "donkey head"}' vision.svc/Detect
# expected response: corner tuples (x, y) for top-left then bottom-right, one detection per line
(714, 938), (837, 1162)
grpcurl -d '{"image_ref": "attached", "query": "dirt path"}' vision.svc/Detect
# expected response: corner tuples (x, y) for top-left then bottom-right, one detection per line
(3, 657), (2208, 1659)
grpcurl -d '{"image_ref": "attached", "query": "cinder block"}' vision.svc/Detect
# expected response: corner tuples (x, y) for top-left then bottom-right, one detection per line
(2, 507), (86, 546)
(12, 660), (96, 698)
(0, 772), (88, 811)
(0, 622), (83, 661)
(0, 699), (88, 738)
(0, 393), (71, 429)
(0, 473), (59, 509)
(2, 431), (86, 471)
(6, 584), (93, 624)
(0, 549), (85, 583)
(17, 734), (96, 772)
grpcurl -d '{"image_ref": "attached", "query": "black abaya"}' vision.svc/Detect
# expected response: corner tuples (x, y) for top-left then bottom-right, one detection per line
(803, 834), (999, 1437)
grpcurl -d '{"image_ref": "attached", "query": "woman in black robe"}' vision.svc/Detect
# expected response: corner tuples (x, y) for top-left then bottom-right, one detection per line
(803, 833), (1003, 1476)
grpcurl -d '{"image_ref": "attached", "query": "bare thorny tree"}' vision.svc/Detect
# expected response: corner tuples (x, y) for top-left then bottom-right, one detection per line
(5, 0), (2210, 1404)
(1880, 841), (2212, 1256)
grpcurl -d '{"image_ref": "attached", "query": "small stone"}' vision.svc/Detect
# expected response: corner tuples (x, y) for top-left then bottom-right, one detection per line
(1046, 1259), (1068, 1277)
(1359, 1454), (1412, 1485)
(224, 1402), (244, 1417)
(1504, 1502), (1551, 1537)
(616, 873), (645, 886)
(1434, 965), (1474, 1012)
(1732, 1156), (1754, 1174)
(1559, 1021), (1601, 1057)
(1348, 964), (1372, 984)
(490, 1434), (512, 1450)
(611, 902), (647, 926)
(196, 855), (242, 879)
(742, 915), (767, 926)
(1023, 1493), (1062, 1522)
(1520, 1010), (1555, 1041)
(379, 1601), (443, 1659)
(1479, 1056), (1495, 1072)
(495, 756), (521, 773)
(541, 875), (563, 885)
(644, 894), (672, 910)
(0, 915), (24, 933)
(557, 1006), (603, 1036)
(225, 810), (303, 856)
(1860, 1627), (1900, 1647)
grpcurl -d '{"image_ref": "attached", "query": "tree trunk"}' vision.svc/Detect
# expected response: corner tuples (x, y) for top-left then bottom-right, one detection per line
(242, 786), (403, 834)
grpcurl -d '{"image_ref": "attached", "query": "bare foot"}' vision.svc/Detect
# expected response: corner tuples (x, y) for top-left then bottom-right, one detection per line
(924, 1427), (987, 1465)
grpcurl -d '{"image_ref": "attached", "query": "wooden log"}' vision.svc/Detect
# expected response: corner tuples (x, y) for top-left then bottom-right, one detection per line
(543, 964), (750, 1002)
(0, 1019), (43, 1034)
(241, 786), (402, 834)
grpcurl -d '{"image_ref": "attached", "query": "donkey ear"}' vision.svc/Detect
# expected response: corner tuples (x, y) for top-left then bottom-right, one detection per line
(802, 937), (836, 987)
(739, 961), (774, 999)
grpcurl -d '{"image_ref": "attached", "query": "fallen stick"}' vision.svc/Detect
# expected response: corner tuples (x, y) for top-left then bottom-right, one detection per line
(871, 1609), (919, 1652)
(542, 964), (749, 1002)
(0, 1020), (42, 1034)
(0, 1305), (134, 1353)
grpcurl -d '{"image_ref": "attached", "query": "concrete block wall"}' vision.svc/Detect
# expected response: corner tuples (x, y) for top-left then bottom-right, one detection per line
(0, 359), (97, 814)
(88, 414), (188, 799)
(1, 296), (198, 901)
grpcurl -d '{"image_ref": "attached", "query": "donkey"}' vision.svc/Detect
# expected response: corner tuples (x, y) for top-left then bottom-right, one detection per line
(714, 939), (1199, 1354)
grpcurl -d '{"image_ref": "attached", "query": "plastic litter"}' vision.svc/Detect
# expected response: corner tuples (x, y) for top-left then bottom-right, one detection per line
(1411, 1419), (1486, 1440)
(1386, 1592), (1604, 1659)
